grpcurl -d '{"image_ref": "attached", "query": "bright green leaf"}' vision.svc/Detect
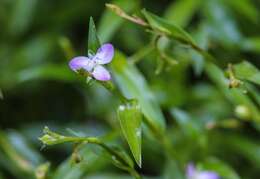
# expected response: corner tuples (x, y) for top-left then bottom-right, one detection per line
(142, 9), (198, 49)
(117, 99), (142, 167)
(88, 17), (101, 54)
(111, 51), (166, 134)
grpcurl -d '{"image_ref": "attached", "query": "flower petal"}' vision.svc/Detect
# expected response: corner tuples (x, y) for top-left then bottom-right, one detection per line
(198, 171), (219, 179)
(94, 43), (114, 64)
(92, 65), (111, 81)
(69, 56), (94, 72)
(186, 163), (196, 178)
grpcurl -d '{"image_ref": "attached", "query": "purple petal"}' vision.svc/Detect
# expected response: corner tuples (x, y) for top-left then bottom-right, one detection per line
(197, 171), (219, 179)
(69, 56), (95, 72)
(92, 65), (111, 81)
(93, 43), (114, 64)
(186, 163), (196, 178)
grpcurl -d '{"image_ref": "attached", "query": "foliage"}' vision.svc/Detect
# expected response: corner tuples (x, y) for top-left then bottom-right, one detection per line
(1, 0), (260, 178)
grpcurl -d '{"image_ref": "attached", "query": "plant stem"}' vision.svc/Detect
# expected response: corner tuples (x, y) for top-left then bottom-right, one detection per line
(60, 136), (141, 179)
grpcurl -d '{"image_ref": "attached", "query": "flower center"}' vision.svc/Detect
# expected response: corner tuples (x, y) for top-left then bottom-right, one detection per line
(86, 59), (97, 72)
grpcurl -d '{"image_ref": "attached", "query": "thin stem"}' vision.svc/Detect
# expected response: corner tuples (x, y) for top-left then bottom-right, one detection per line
(64, 136), (141, 179)
(100, 80), (128, 103)
(106, 4), (149, 27)
(41, 132), (141, 179)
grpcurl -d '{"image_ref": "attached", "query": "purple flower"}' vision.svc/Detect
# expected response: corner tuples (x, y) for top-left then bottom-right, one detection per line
(69, 43), (114, 81)
(186, 163), (219, 179)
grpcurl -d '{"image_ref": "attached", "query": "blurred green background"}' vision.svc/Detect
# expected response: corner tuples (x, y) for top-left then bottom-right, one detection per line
(1, 0), (260, 178)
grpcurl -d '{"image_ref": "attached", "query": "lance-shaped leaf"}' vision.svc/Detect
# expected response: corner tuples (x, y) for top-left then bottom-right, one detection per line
(234, 61), (260, 86)
(117, 99), (142, 167)
(111, 51), (166, 134)
(142, 9), (199, 50)
(88, 17), (101, 54)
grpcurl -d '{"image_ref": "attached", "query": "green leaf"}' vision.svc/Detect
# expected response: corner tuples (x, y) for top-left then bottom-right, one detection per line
(117, 99), (142, 167)
(111, 51), (166, 134)
(98, 0), (139, 42)
(142, 9), (198, 49)
(88, 17), (101, 54)
(234, 61), (260, 86)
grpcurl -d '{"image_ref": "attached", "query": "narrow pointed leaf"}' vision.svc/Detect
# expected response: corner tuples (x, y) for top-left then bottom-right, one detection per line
(88, 17), (101, 54)
(142, 9), (198, 49)
(111, 51), (166, 134)
(117, 99), (142, 167)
